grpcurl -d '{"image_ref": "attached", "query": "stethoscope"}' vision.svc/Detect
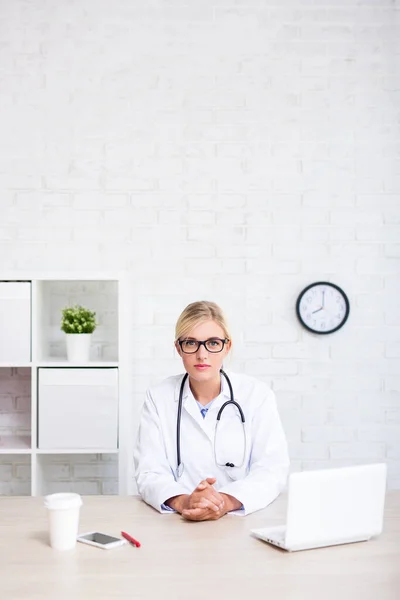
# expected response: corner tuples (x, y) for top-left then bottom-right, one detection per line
(176, 369), (246, 479)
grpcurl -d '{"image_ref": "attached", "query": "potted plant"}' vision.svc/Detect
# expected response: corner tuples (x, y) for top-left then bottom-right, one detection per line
(61, 304), (97, 363)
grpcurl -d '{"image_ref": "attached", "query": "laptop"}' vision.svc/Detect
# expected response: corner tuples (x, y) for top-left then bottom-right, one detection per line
(251, 463), (387, 552)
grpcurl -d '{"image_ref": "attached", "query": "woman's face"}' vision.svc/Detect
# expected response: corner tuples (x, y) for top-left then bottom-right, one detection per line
(175, 319), (231, 384)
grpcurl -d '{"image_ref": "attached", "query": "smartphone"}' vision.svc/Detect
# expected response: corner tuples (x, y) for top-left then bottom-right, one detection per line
(77, 531), (127, 550)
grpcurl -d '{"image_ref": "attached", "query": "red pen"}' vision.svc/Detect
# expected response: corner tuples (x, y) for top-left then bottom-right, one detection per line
(121, 531), (141, 548)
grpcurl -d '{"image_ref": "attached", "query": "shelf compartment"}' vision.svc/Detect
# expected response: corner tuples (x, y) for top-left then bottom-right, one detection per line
(0, 454), (31, 495)
(0, 435), (31, 453)
(36, 453), (118, 496)
(34, 280), (119, 362)
(0, 367), (32, 450)
(37, 368), (118, 450)
(0, 282), (31, 363)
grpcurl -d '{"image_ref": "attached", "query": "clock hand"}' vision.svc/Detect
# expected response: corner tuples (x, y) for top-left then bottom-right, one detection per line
(322, 290), (325, 308)
(312, 307), (323, 314)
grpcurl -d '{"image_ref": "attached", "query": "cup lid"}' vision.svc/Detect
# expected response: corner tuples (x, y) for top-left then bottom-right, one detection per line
(44, 492), (82, 510)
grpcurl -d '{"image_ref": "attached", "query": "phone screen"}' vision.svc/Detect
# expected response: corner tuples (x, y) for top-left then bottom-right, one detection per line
(80, 532), (121, 545)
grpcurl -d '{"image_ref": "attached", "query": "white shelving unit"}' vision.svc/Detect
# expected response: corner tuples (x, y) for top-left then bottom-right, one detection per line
(0, 273), (132, 496)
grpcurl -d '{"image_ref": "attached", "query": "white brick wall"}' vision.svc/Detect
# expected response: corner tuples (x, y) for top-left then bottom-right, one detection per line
(0, 456), (31, 495)
(0, 0), (399, 492)
(38, 454), (118, 496)
(0, 369), (31, 438)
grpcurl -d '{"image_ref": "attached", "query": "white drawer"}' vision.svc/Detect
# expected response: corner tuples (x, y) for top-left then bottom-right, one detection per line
(38, 368), (118, 450)
(0, 282), (31, 362)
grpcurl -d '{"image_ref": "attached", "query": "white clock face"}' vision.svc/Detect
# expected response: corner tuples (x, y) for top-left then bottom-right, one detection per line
(297, 283), (349, 334)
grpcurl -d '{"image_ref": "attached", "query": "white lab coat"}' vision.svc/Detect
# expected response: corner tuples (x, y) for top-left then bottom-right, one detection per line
(134, 371), (290, 515)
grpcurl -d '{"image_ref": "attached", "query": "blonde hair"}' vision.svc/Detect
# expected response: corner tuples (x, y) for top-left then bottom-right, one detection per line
(175, 301), (232, 342)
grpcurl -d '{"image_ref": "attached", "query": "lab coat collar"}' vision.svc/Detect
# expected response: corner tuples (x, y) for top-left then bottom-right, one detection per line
(174, 372), (234, 442)
(173, 371), (232, 403)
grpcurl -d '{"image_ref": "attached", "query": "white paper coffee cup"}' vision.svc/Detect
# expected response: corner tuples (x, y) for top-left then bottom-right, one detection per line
(44, 493), (82, 551)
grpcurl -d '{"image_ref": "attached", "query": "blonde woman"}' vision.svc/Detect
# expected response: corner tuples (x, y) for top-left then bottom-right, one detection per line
(134, 301), (289, 521)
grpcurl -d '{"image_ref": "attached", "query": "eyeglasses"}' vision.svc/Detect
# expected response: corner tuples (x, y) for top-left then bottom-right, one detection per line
(178, 338), (229, 354)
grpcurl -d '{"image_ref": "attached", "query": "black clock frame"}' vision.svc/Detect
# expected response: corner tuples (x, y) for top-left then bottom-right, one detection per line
(296, 281), (350, 335)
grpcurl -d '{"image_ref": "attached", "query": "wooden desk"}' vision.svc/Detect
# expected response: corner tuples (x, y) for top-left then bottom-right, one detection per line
(1, 492), (399, 600)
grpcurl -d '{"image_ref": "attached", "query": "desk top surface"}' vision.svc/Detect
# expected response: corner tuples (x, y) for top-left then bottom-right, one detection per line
(1, 492), (400, 600)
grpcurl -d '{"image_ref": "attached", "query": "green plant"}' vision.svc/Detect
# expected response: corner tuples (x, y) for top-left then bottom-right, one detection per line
(61, 304), (97, 334)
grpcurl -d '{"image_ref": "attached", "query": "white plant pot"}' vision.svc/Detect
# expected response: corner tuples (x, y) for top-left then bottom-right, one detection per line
(65, 334), (92, 363)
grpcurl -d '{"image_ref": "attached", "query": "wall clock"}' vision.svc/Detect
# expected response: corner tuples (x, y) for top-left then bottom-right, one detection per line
(296, 282), (350, 334)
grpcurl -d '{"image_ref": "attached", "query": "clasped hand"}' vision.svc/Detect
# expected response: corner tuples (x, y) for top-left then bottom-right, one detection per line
(181, 477), (226, 521)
